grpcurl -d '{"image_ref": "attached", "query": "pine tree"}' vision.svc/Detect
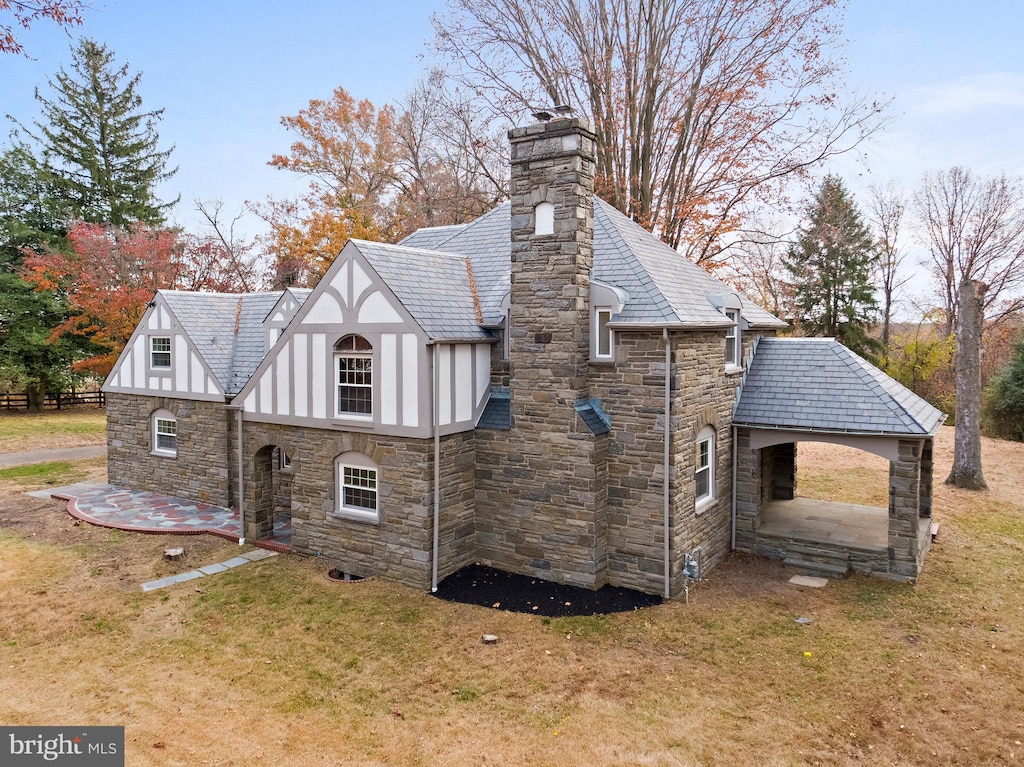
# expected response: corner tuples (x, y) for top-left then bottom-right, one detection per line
(784, 175), (880, 359)
(29, 38), (177, 227)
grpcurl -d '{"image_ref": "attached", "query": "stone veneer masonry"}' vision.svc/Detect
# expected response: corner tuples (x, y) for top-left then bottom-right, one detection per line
(107, 393), (233, 507)
(239, 421), (475, 589)
(476, 118), (610, 589)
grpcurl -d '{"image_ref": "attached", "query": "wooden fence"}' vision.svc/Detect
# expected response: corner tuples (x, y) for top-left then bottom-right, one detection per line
(0, 390), (105, 411)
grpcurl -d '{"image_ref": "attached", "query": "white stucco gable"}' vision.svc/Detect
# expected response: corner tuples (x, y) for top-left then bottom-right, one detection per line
(102, 293), (226, 402)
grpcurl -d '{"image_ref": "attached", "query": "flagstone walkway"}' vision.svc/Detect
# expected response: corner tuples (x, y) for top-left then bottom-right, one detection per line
(41, 481), (292, 549)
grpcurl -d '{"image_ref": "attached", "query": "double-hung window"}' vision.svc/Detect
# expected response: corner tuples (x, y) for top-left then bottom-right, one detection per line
(695, 426), (715, 507)
(725, 309), (740, 368)
(335, 335), (373, 417)
(152, 409), (177, 457)
(335, 452), (379, 523)
(151, 337), (171, 369)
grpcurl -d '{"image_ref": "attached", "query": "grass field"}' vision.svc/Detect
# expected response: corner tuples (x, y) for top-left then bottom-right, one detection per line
(0, 419), (1022, 766)
(0, 409), (106, 453)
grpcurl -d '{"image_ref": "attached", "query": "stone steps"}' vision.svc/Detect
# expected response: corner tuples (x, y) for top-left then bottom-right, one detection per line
(783, 543), (850, 578)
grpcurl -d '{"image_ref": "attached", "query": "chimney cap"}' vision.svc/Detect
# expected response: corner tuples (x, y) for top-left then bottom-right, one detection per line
(531, 109), (553, 122)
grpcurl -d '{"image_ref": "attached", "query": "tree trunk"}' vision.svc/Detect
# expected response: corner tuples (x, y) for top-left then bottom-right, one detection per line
(946, 279), (988, 489)
(26, 382), (45, 412)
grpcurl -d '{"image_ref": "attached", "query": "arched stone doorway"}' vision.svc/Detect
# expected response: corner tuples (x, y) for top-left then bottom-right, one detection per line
(248, 444), (293, 550)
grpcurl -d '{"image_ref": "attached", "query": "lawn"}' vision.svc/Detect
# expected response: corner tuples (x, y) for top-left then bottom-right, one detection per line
(0, 424), (1022, 766)
(0, 408), (106, 453)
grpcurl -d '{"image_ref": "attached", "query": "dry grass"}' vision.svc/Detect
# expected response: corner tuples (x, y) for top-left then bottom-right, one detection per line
(0, 409), (106, 453)
(1, 425), (1023, 766)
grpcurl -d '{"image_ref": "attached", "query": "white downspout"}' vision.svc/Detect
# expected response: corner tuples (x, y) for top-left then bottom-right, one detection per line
(731, 425), (738, 551)
(663, 327), (671, 599)
(431, 343), (440, 592)
(235, 406), (245, 545)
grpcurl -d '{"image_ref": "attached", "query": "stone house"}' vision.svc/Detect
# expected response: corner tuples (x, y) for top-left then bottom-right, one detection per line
(102, 118), (943, 597)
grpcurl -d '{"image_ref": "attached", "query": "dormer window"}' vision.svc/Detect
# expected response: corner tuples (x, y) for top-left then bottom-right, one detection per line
(725, 309), (741, 369)
(335, 334), (373, 418)
(535, 201), (554, 236)
(594, 308), (613, 360)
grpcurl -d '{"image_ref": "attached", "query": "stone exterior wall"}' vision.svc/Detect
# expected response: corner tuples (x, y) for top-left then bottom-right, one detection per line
(106, 393), (232, 507)
(478, 117), (610, 590)
(239, 421), (474, 590)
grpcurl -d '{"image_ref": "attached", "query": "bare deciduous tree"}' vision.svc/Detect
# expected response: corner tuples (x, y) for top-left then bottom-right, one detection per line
(720, 219), (795, 318)
(868, 182), (911, 350)
(914, 167), (1024, 338)
(433, 0), (886, 263)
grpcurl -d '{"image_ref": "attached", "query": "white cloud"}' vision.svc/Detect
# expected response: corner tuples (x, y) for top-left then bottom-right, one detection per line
(918, 72), (1024, 114)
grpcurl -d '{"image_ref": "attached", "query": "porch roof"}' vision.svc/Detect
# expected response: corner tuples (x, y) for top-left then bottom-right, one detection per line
(734, 337), (946, 437)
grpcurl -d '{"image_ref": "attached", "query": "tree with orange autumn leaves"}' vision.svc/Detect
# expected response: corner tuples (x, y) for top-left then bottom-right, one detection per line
(255, 80), (507, 286)
(22, 221), (261, 378)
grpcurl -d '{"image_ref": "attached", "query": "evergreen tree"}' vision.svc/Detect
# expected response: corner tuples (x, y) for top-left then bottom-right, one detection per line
(985, 331), (1024, 442)
(784, 175), (880, 359)
(28, 38), (177, 227)
(0, 145), (81, 407)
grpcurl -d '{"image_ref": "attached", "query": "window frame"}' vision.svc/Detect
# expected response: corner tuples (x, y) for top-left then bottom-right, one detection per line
(334, 335), (373, 420)
(695, 425), (715, 510)
(152, 409), (177, 457)
(334, 453), (380, 523)
(150, 336), (172, 371)
(724, 309), (741, 369)
(593, 307), (613, 361)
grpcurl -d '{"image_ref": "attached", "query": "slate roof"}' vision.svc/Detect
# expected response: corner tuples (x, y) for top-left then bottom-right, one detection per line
(408, 198), (786, 329)
(734, 338), (946, 436)
(397, 223), (470, 250)
(160, 290), (283, 397)
(352, 240), (491, 341)
(478, 387), (511, 430)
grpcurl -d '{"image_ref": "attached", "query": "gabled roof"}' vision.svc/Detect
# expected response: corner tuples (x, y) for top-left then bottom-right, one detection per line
(734, 338), (946, 436)
(407, 198), (785, 329)
(159, 290), (283, 397)
(351, 240), (491, 341)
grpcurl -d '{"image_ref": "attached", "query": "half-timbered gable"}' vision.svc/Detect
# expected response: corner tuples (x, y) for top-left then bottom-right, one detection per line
(236, 239), (495, 437)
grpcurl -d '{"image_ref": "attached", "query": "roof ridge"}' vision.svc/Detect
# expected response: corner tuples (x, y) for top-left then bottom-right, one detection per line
(465, 258), (483, 326)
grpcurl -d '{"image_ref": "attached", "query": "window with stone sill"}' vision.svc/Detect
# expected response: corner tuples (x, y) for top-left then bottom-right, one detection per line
(695, 425), (715, 509)
(335, 452), (379, 523)
(152, 409), (177, 457)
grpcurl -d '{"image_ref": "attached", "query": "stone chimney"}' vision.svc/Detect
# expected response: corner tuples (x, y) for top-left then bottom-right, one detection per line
(508, 117), (597, 403)
(489, 117), (606, 590)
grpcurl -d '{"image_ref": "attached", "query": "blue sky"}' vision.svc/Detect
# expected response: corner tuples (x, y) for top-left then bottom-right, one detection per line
(3, 0), (1023, 294)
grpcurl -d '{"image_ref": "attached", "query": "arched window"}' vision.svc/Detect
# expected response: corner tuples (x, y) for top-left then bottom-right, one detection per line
(335, 452), (379, 523)
(535, 201), (554, 236)
(695, 425), (715, 508)
(334, 335), (373, 417)
(152, 408), (177, 457)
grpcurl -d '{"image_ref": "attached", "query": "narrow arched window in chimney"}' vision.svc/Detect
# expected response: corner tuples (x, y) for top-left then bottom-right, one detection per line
(535, 201), (554, 236)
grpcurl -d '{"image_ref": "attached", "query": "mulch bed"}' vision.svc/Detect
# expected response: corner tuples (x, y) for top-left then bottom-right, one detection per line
(433, 563), (662, 617)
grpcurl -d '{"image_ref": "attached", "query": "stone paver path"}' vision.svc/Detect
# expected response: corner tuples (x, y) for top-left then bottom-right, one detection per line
(141, 548), (278, 592)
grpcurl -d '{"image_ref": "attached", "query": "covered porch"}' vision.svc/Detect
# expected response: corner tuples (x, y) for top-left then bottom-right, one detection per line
(732, 338), (946, 581)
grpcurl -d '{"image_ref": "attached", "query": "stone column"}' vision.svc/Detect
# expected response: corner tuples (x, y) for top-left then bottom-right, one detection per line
(772, 443), (797, 500)
(733, 428), (761, 551)
(888, 438), (923, 579)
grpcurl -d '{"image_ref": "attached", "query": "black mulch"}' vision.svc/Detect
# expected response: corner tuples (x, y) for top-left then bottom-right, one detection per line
(432, 564), (662, 617)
